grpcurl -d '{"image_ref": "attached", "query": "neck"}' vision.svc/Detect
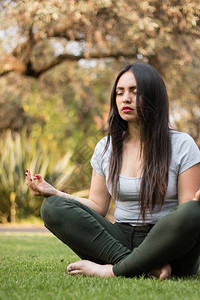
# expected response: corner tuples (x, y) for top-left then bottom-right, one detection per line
(127, 121), (140, 142)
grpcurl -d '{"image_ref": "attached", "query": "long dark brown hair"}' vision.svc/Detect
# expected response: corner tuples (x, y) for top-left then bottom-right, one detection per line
(105, 63), (172, 221)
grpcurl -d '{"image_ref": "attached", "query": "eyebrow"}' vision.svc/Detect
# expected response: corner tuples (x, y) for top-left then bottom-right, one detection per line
(116, 86), (137, 90)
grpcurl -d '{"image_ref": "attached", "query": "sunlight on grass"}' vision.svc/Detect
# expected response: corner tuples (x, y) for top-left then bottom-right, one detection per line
(0, 234), (200, 300)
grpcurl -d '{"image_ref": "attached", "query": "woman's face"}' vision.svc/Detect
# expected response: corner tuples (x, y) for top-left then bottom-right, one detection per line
(116, 71), (138, 123)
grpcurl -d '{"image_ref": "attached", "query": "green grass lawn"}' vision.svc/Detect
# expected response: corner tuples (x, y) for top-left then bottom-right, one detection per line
(0, 233), (200, 300)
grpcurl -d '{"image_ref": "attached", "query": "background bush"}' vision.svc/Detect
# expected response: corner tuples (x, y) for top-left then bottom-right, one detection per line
(0, 131), (77, 223)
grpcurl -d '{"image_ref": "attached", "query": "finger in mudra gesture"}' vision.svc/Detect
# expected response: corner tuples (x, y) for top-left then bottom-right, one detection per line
(25, 169), (57, 197)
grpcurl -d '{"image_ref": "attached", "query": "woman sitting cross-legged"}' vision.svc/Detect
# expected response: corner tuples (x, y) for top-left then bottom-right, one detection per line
(26, 63), (200, 279)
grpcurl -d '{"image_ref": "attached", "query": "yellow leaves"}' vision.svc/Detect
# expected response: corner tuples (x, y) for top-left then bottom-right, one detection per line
(139, 1), (156, 13)
(23, 104), (29, 112)
(194, 39), (200, 48)
(0, 55), (26, 75)
(135, 18), (160, 39)
(182, 2), (200, 15)
(160, 2), (200, 31)
(162, 3), (168, 11)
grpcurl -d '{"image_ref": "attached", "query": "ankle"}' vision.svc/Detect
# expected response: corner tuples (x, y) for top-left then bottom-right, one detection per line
(149, 263), (171, 279)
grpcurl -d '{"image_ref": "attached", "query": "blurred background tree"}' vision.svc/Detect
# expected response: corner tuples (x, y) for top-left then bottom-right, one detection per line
(0, 0), (199, 222)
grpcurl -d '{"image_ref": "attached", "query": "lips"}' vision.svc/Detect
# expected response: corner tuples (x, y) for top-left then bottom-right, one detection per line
(122, 106), (134, 113)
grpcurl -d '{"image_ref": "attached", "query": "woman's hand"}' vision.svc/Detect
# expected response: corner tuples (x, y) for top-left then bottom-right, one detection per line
(25, 169), (57, 197)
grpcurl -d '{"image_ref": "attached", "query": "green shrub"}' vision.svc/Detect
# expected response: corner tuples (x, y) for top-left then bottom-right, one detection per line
(0, 131), (75, 222)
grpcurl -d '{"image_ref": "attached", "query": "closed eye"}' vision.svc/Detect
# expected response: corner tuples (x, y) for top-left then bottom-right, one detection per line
(130, 87), (137, 94)
(116, 86), (137, 96)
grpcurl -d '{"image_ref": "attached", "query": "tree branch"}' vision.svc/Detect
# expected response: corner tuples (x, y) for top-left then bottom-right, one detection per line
(0, 50), (137, 78)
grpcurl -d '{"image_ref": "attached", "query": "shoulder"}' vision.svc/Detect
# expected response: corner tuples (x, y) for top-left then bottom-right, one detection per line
(170, 129), (194, 142)
(170, 129), (199, 152)
(93, 136), (111, 155)
(169, 129), (200, 174)
(90, 136), (111, 176)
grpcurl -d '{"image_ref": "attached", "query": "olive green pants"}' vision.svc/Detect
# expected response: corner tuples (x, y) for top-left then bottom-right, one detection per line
(41, 196), (200, 277)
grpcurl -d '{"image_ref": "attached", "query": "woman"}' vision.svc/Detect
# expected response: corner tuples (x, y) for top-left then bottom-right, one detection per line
(26, 63), (200, 279)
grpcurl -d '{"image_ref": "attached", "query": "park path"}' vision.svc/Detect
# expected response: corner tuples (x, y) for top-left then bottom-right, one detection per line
(0, 224), (49, 233)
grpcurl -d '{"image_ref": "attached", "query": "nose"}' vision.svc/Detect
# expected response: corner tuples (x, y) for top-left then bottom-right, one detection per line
(122, 91), (132, 103)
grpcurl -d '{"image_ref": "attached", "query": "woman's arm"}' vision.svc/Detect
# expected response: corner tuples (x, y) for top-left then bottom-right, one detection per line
(55, 170), (111, 216)
(178, 163), (200, 204)
(26, 169), (111, 216)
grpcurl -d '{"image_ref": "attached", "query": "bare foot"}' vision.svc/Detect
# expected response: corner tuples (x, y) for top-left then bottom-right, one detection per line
(193, 190), (200, 201)
(149, 263), (171, 279)
(67, 260), (115, 277)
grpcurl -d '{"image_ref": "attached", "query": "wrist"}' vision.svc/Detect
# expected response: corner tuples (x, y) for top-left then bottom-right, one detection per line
(54, 189), (61, 196)
(54, 189), (68, 198)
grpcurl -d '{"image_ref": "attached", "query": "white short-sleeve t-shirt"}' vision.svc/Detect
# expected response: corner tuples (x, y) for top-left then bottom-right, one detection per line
(90, 130), (200, 226)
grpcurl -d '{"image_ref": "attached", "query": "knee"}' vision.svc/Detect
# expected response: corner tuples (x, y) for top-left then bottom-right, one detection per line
(40, 196), (56, 226)
(40, 195), (78, 227)
(40, 195), (67, 226)
(155, 201), (200, 236)
(171, 201), (200, 233)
